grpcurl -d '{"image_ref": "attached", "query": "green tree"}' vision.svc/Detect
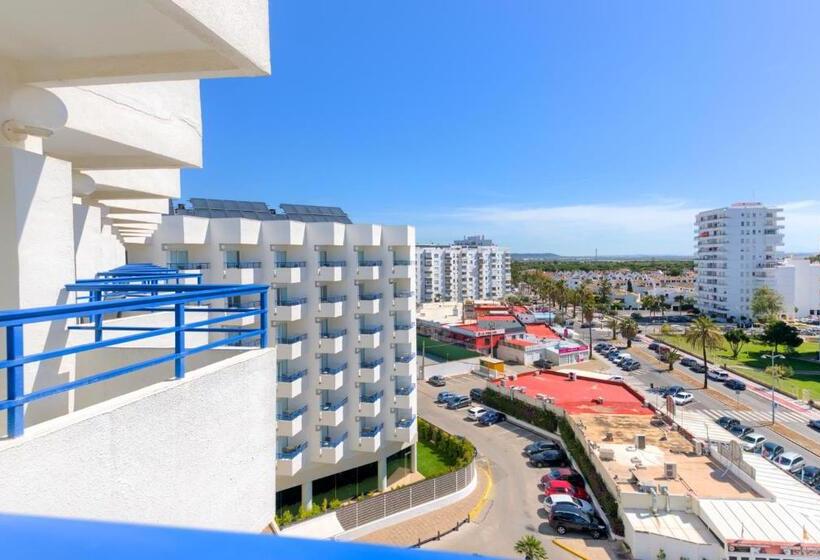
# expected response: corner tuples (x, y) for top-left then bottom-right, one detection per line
(765, 363), (793, 389)
(758, 320), (803, 354)
(750, 285), (783, 323)
(683, 316), (724, 389)
(582, 295), (596, 359)
(597, 277), (613, 310)
(724, 327), (750, 359)
(619, 318), (639, 347)
(674, 294), (685, 314)
(606, 316), (619, 340)
(514, 535), (548, 560)
(664, 349), (682, 371)
(626, 279), (634, 292)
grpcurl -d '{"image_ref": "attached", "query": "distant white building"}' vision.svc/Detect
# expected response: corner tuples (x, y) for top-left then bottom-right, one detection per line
(416, 235), (511, 302)
(694, 203), (784, 320)
(773, 256), (820, 320)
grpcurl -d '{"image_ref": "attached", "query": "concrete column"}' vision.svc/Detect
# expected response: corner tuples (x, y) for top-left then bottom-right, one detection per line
(301, 480), (313, 509)
(377, 455), (388, 490)
(410, 443), (418, 472)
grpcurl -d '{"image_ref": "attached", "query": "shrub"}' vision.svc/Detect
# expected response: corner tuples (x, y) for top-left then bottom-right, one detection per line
(418, 418), (476, 470)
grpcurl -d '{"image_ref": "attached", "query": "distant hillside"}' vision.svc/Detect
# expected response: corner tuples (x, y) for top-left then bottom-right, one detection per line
(511, 253), (692, 262)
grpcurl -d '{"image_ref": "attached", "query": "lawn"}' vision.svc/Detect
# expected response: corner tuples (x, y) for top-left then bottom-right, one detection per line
(416, 440), (453, 478)
(656, 334), (820, 401)
(417, 335), (481, 362)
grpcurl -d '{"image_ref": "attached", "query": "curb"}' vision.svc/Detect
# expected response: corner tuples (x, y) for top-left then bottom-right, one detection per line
(552, 538), (590, 560)
(468, 460), (493, 521)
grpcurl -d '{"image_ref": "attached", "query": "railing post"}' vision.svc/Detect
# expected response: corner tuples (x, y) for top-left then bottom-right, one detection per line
(6, 324), (24, 438)
(259, 288), (269, 348)
(91, 290), (102, 342)
(174, 302), (185, 379)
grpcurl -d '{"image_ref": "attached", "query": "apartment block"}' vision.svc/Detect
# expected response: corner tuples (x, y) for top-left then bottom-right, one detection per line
(772, 256), (820, 320)
(416, 235), (511, 302)
(127, 199), (418, 511)
(694, 203), (784, 320)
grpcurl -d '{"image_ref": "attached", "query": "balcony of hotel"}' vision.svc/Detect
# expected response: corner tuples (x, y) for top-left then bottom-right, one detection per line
(317, 363), (346, 391)
(358, 357), (383, 383)
(318, 397), (348, 427)
(390, 259), (414, 279)
(393, 322), (416, 344)
(358, 423), (383, 453)
(317, 260), (346, 282)
(271, 261), (305, 284)
(166, 261), (211, 272)
(355, 260), (382, 281)
(277, 442), (308, 476)
(358, 389), (383, 418)
(394, 384), (416, 410)
(276, 333), (307, 359)
(392, 416), (417, 444)
(394, 353), (417, 377)
(223, 261), (263, 284)
(276, 369), (307, 398)
(317, 295), (346, 318)
(277, 405), (307, 437)
(318, 328), (346, 354)
(357, 292), (382, 314)
(358, 324), (383, 349)
(391, 290), (414, 311)
(272, 296), (306, 322)
(317, 431), (348, 464)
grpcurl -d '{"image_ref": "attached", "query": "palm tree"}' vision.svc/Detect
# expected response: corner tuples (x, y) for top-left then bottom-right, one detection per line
(619, 318), (639, 347)
(582, 295), (596, 359)
(514, 535), (548, 560)
(606, 316), (619, 341)
(683, 315), (724, 389)
(664, 349), (681, 371)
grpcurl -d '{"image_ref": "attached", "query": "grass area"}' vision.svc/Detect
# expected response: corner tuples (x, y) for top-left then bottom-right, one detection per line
(656, 334), (820, 400)
(417, 334), (481, 361)
(416, 439), (453, 479)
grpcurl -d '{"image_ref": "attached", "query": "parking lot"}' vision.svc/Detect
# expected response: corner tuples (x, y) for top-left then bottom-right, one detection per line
(417, 375), (617, 559)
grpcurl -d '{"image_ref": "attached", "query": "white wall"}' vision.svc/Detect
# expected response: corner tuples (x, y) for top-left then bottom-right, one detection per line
(0, 349), (277, 533)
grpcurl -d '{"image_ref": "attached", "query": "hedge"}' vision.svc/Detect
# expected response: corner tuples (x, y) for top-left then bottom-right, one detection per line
(482, 388), (624, 535)
(418, 417), (476, 469)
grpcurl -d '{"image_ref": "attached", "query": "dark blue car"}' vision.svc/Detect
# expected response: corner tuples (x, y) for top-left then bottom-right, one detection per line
(724, 379), (746, 391)
(478, 411), (506, 426)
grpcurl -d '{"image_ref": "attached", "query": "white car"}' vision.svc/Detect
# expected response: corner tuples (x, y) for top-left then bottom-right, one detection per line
(544, 494), (595, 515)
(773, 452), (805, 473)
(707, 370), (729, 382)
(467, 406), (487, 421)
(608, 375), (624, 382)
(740, 433), (766, 452)
(672, 392), (694, 406)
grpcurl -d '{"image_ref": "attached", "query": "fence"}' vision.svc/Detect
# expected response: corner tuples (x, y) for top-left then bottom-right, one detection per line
(334, 459), (476, 531)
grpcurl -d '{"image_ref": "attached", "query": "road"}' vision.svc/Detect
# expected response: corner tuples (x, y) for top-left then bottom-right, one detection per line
(416, 375), (617, 560)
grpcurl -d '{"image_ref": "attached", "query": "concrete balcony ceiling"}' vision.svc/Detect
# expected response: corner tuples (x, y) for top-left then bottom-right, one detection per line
(1, 0), (271, 87)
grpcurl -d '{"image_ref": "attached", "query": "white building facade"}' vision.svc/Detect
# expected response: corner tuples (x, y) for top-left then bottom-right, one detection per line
(694, 203), (784, 321)
(127, 206), (419, 511)
(772, 256), (820, 320)
(416, 235), (511, 303)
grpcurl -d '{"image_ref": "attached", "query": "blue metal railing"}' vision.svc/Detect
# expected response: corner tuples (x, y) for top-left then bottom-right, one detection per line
(358, 260), (383, 267)
(360, 357), (384, 369)
(360, 390), (384, 403)
(361, 423), (384, 438)
(359, 325), (383, 335)
(274, 261), (306, 268)
(277, 296), (307, 306)
(395, 353), (416, 363)
(277, 369), (308, 383)
(396, 416), (416, 429)
(319, 260), (346, 267)
(321, 328), (347, 338)
(167, 262), (210, 270)
(277, 441), (308, 460)
(277, 334), (307, 344)
(321, 363), (347, 375)
(225, 261), (262, 269)
(1, 276), (269, 438)
(395, 385), (416, 396)
(320, 431), (348, 448)
(277, 405), (308, 421)
(394, 290), (415, 298)
(394, 323), (416, 330)
(393, 259), (414, 266)
(359, 292), (382, 301)
(320, 397), (348, 412)
(320, 295), (347, 303)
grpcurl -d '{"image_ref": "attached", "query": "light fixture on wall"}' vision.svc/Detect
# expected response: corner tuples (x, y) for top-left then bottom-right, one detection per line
(2, 86), (68, 142)
(2, 120), (54, 141)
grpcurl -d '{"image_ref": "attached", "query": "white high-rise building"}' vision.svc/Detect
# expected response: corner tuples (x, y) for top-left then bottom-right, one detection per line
(416, 235), (511, 302)
(128, 200), (418, 512)
(772, 257), (820, 320)
(694, 203), (784, 320)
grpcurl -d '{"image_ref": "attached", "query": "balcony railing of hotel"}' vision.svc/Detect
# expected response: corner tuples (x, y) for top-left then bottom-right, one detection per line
(320, 431), (348, 448)
(396, 416), (417, 429)
(277, 296), (308, 306)
(359, 292), (383, 301)
(277, 333), (308, 344)
(393, 259), (414, 266)
(277, 405), (308, 422)
(321, 328), (347, 339)
(166, 262), (211, 271)
(358, 259), (383, 267)
(361, 357), (384, 369)
(360, 390), (384, 404)
(395, 385), (416, 396)
(320, 294), (347, 303)
(321, 363), (347, 375)
(320, 397), (348, 412)
(395, 353), (417, 363)
(394, 290), (414, 298)
(359, 325), (384, 335)
(277, 369), (308, 383)
(225, 261), (262, 269)
(274, 261), (306, 268)
(277, 441), (308, 460)
(395, 322), (416, 331)
(361, 423), (384, 438)
(1, 264), (268, 438)
(319, 260), (347, 267)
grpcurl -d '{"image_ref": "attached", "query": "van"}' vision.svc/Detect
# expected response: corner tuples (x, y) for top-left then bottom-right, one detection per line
(740, 433), (766, 452)
(774, 452), (805, 473)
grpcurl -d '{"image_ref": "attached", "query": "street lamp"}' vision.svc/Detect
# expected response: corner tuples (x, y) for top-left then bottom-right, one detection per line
(762, 353), (785, 424)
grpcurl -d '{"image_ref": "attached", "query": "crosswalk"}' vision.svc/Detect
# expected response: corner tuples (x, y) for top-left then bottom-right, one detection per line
(697, 407), (813, 426)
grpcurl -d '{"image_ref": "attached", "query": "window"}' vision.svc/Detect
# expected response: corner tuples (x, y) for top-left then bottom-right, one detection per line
(227, 295), (241, 308)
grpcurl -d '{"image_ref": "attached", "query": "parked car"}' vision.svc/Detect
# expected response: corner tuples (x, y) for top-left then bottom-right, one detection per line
(740, 433), (766, 452)
(648, 342), (660, 351)
(467, 406), (487, 421)
(798, 465), (820, 485)
(524, 440), (561, 457)
(540, 468), (589, 500)
(608, 375), (625, 382)
(724, 379), (747, 391)
(533, 358), (555, 369)
(810, 419), (820, 432)
(544, 480), (577, 497)
(729, 424), (753, 438)
(672, 392), (694, 406)
(548, 508), (608, 539)
(469, 388), (484, 402)
(446, 396), (471, 410)
(530, 449), (568, 468)
(660, 386), (685, 397)
(680, 357), (697, 367)
(435, 391), (455, 404)
(760, 441), (785, 459)
(428, 375), (446, 387)
(690, 363), (708, 374)
(773, 452), (805, 473)
(717, 416), (740, 430)
(707, 370), (729, 382)
(478, 411), (506, 426)
(544, 494), (594, 515)
(623, 361), (641, 372)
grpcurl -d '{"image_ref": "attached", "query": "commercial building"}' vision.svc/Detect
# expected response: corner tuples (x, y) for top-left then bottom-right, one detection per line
(772, 256), (820, 320)
(416, 235), (511, 303)
(695, 203), (784, 321)
(127, 199), (418, 512)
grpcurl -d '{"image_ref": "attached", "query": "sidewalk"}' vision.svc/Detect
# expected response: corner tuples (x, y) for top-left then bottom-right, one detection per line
(354, 461), (490, 548)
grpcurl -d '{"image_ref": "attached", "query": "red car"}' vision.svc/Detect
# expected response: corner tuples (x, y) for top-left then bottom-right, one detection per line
(544, 480), (576, 498)
(540, 469), (590, 500)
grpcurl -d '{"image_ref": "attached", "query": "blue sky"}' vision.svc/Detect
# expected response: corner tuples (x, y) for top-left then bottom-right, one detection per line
(183, 1), (820, 255)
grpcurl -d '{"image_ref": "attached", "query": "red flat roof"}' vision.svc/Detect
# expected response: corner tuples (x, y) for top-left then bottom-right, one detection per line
(524, 323), (560, 339)
(505, 339), (536, 348)
(496, 372), (650, 415)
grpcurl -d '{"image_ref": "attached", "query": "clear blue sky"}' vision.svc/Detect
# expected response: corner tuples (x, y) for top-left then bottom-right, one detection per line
(183, 1), (820, 255)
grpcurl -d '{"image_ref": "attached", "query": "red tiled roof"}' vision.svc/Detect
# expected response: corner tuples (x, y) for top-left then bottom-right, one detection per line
(505, 338), (535, 348)
(524, 323), (559, 339)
